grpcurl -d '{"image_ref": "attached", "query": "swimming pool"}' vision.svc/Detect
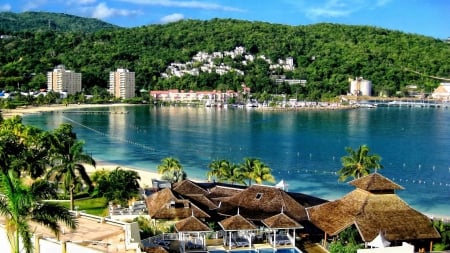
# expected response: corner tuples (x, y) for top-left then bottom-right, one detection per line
(257, 248), (302, 253)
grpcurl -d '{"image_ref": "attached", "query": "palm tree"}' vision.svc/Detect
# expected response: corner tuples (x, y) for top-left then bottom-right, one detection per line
(240, 157), (258, 185)
(47, 124), (96, 210)
(0, 170), (77, 253)
(99, 167), (141, 206)
(250, 160), (275, 184)
(207, 159), (246, 184)
(337, 144), (383, 182)
(157, 157), (185, 183)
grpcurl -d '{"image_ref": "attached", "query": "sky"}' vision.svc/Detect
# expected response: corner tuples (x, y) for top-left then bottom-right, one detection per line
(1, 0), (449, 39)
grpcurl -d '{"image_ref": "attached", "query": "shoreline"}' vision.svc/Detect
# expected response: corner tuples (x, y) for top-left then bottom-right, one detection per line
(1, 103), (137, 119)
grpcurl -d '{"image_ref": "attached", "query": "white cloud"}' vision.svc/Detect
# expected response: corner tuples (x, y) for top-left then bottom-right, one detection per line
(304, 0), (391, 19)
(91, 2), (142, 19)
(118, 0), (244, 12)
(23, 0), (48, 11)
(160, 13), (184, 23)
(68, 0), (97, 5)
(0, 4), (12, 11)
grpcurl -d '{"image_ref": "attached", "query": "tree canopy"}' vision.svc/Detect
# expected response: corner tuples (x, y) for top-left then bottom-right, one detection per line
(0, 14), (449, 100)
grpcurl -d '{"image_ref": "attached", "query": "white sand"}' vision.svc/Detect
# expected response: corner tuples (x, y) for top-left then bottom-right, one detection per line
(1, 103), (136, 119)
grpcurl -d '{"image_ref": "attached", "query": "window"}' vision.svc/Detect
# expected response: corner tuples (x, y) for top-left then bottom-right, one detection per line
(255, 193), (263, 200)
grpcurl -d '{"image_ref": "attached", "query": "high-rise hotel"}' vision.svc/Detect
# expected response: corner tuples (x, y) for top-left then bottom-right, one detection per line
(109, 68), (135, 99)
(47, 65), (82, 95)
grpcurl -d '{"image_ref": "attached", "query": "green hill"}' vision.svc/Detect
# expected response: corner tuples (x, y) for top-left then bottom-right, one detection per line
(0, 14), (449, 100)
(0, 12), (119, 33)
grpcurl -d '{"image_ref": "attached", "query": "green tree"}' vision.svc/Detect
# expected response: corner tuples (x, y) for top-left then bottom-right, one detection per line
(0, 170), (77, 253)
(96, 167), (141, 206)
(250, 159), (275, 184)
(157, 157), (186, 183)
(47, 124), (96, 210)
(337, 144), (383, 182)
(207, 159), (245, 184)
(240, 157), (275, 185)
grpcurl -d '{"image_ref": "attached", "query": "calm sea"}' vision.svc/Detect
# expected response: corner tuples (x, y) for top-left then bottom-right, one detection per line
(22, 105), (450, 217)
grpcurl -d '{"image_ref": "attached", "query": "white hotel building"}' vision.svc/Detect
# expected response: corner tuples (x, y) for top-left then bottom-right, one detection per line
(109, 68), (136, 99)
(47, 65), (82, 95)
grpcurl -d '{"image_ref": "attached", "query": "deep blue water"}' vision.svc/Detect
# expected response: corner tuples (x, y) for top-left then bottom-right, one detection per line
(22, 105), (450, 217)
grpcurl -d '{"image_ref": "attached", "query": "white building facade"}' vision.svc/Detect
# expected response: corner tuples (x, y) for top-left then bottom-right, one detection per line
(350, 77), (372, 96)
(109, 68), (136, 99)
(47, 65), (82, 95)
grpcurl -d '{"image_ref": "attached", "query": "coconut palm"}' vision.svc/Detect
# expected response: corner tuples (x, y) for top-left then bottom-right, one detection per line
(337, 144), (383, 182)
(0, 117), (51, 178)
(0, 170), (77, 253)
(157, 157), (186, 183)
(250, 160), (275, 184)
(208, 159), (245, 184)
(47, 124), (96, 210)
(240, 157), (275, 185)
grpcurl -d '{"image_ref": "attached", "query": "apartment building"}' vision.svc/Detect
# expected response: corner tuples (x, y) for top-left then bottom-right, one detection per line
(109, 68), (136, 99)
(47, 65), (82, 95)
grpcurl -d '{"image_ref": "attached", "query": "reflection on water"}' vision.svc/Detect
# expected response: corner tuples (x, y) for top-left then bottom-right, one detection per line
(23, 105), (450, 217)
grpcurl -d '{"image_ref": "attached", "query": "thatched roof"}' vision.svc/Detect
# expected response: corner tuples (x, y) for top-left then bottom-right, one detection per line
(307, 188), (440, 241)
(206, 185), (244, 199)
(262, 212), (303, 229)
(174, 216), (212, 232)
(217, 184), (308, 221)
(173, 180), (208, 196)
(184, 194), (218, 210)
(218, 214), (257, 231)
(349, 173), (404, 192)
(145, 188), (210, 219)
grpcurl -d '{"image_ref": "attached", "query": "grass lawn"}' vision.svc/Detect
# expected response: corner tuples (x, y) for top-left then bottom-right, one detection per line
(56, 197), (109, 216)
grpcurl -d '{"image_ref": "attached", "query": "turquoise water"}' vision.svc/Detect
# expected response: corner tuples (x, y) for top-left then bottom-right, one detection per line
(22, 105), (450, 217)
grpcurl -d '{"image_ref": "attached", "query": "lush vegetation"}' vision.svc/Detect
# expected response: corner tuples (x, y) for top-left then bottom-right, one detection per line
(0, 11), (118, 33)
(157, 157), (187, 183)
(207, 157), (275, 185)
(433, 220), (450, 250)
(337, 144), (383, 182)
(1, 13), (449, 102)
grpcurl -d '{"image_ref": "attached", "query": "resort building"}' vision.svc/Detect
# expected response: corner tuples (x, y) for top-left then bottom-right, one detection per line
(150, 89), (239, 105)
(0, 211), (141, 253)
(306, 173), (440, 252)
(109, 68), (136, 99)
(47, 65), (82, 95)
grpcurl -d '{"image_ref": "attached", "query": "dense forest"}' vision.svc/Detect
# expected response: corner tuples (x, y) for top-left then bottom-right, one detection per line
(1, 12), (449, 100)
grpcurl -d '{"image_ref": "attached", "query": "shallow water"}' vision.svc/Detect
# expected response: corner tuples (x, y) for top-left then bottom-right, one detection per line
(23, 105), (450, 217)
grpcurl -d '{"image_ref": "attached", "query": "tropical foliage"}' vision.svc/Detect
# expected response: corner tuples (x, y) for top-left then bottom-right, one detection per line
(433, 220), (450, 250)
(94, 167), (141, 206)
(157, 157), (186, 183)
(337, 144), (383, 182)
(207, 157), (275, 185)
(1, 14), (449, 101)
(46, 123), (96, 210)
(0, 171), (77, 253)
(0, 117), (77, 253)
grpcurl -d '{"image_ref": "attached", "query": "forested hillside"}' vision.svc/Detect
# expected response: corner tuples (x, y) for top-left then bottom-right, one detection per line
(0, 12), (119, 33)
(1, 14), (449, 100)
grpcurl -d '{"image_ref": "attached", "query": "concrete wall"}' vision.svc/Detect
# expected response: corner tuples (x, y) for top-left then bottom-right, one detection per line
(357, 242), (414, 253)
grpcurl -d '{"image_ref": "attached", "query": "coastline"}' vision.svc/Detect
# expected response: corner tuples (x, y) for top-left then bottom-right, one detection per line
(1, 103), (137, 119)
(5, 102), (450, 219)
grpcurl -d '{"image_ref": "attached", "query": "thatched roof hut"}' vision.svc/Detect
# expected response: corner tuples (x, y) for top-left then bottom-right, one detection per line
(217, 184), (308, 221)
(262, 213), (303, 230)
(145, 188), (210, 219)
(174, 216), (212, 232)
(175, 216), (212, 251)
(218, 213), (257, 231)
(306, 173), (440, 243)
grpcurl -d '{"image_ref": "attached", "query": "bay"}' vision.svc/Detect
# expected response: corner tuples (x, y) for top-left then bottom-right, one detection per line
(22, 105), (450, 217)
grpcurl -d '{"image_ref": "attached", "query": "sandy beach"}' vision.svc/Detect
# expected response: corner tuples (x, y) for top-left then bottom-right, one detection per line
(1, 103), (137, 119)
